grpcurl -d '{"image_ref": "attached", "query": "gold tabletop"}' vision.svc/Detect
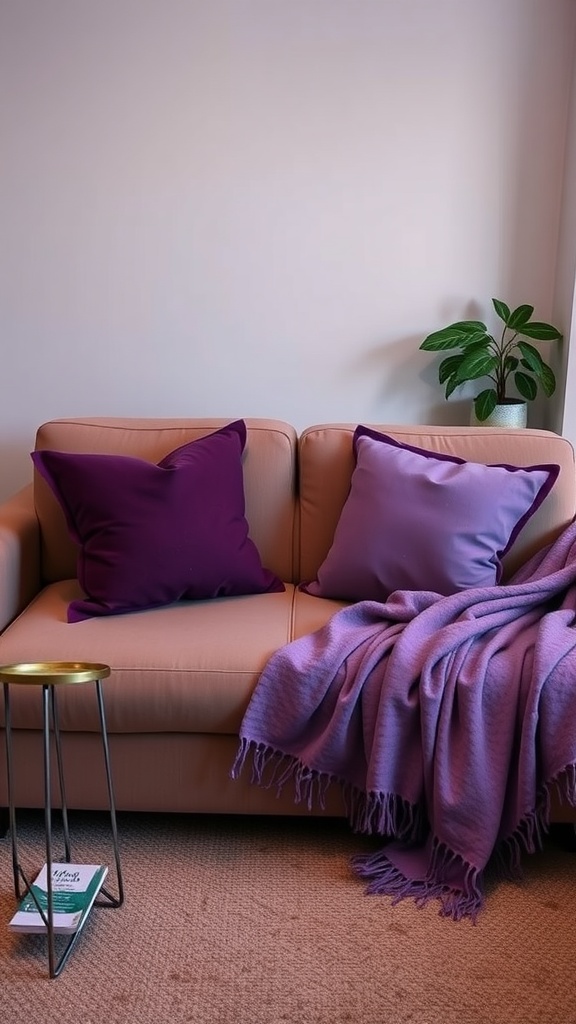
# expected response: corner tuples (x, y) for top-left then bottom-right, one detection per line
(0, 662), (111, 686)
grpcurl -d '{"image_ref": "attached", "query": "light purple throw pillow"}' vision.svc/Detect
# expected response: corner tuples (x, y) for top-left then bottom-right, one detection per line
(32, 420), (284, 622)
(304, 425), (559, 603)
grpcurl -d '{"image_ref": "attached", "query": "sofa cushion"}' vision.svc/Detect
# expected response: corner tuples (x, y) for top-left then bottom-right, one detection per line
(32, 420), (284, 622)
(303, 425), (559, 602)
(0, 580), (344, 735)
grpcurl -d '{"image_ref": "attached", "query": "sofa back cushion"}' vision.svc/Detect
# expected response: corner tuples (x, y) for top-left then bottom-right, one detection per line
(298, 424), (576, 586)
(34, 418), (298, 585)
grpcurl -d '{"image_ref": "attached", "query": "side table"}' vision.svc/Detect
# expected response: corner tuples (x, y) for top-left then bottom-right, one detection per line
(1, 661), (124, 978)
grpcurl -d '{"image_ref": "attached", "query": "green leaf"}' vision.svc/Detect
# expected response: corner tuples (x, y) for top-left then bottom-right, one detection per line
(420, 323), (487, 351)
(517, 344), (556, 396)
(508, 304), (534, 329)
(492, 298), (510, 323)
(462, 334), (495, 350)
(539, 362), (556, 397)
(519, 359), (556, 397)
(514, 372), (538, 401)
(433, 334), (494, 361)
(504, 355), (519, 371)
(474, 389), (498, 421)
(444, 320), (486, 333)
(420, 330), (466, 352)
(454, 351), (499, 383)
(444, 374), (461, 399)
(438, 354), (464, 385)
(517, 341), (544, 372)
(518, 322), (562, 341)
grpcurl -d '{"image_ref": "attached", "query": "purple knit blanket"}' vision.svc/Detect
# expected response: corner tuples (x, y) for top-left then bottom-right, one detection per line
(232, 521), (576, 920)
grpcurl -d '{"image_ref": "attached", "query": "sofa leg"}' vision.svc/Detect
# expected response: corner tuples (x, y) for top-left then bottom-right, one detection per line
(0, 807), (8, 838)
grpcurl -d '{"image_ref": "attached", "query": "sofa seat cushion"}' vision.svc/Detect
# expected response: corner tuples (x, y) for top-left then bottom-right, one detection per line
(0, 581), (345, 735)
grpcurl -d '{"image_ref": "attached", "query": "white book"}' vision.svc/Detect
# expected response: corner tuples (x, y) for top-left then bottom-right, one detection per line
(9, 863), (109, 935)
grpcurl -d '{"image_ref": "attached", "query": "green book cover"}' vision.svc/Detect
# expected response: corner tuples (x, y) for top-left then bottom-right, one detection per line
(9, 863), (108, 934)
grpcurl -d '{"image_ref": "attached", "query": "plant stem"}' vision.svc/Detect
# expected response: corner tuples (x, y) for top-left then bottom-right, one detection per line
(499, 328), (520, 401)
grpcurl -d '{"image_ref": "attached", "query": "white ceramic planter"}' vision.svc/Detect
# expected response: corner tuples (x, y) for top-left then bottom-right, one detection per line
(470, 400), (528, 429)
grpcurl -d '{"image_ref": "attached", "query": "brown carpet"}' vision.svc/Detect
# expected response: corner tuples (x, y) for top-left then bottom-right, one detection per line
(1, 810), (576, 1024)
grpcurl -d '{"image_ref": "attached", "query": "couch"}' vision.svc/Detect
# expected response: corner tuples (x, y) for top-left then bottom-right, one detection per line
(0, 417), (574, 823)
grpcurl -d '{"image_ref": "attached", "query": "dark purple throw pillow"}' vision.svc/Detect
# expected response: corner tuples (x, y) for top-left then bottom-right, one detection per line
(32, 420), (284, 622)
(303, 425), (559, 603)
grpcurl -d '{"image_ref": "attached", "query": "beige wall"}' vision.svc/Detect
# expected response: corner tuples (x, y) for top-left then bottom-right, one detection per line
(554, 27), (576, 446)
(1, 0), (576, 499)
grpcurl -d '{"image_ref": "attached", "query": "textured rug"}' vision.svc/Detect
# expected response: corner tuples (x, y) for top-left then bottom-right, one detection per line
(1, 810), (576, 1024)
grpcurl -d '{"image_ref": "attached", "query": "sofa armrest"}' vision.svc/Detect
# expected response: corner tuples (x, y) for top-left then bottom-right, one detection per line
(0, 484), (41, 633)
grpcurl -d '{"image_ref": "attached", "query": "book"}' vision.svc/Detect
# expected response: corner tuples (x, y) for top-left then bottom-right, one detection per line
(9, 863), (109, 935)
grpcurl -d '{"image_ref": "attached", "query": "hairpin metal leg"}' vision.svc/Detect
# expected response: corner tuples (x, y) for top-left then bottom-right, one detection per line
(1, 664), (123, 978)
(42, 683), (58, 978)
(94, 679), (124, 909)
(3, 682), (21, 898)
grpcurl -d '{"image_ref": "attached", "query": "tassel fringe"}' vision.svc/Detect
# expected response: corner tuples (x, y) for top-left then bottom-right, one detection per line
(352, 838), (484, 923)
(231, 738), (425, 837)
(232, 741), (576, 923)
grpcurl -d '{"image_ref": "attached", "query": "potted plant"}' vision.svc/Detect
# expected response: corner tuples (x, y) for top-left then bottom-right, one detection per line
(419, 298), (562, 425)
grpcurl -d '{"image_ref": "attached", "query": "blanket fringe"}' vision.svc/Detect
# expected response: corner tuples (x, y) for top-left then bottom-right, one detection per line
(491, 766), (576, 882)
(348, 788), (425, 842)
(351, 838), (484, 923)
(552, 762), (576, 808)
(232, 741), (576, 923)
(491, 807), (546, 881)
(231, 738), (424, 838)
(231, 738), (335, 810)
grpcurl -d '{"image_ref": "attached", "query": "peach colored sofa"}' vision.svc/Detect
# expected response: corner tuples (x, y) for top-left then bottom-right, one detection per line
(0, 417), (575, 822)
